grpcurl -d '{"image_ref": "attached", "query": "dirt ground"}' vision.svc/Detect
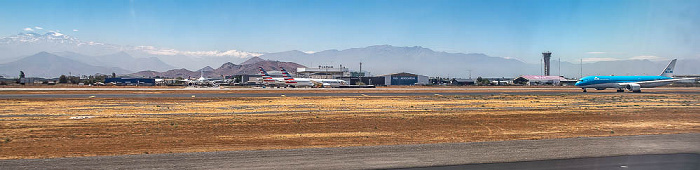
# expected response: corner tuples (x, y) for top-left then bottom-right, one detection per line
(1, 91), (699, 159)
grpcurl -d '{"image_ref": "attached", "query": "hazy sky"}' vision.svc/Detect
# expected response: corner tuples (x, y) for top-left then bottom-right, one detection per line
(1, 0), (698, 63)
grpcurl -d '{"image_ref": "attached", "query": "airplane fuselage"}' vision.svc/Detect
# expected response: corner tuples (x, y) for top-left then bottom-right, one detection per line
(575, 76), (672, 89)
(285, 78), (347, 88)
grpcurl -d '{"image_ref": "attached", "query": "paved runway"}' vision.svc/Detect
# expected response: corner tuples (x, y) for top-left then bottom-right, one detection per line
(0, 92), (580, 98)
(1, 87), (699, 98)
(402, 153), (699, 170)
(0, 87), (694, 91)
(1, 133), (697, 169)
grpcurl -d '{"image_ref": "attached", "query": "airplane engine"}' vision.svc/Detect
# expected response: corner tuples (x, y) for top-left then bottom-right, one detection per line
(625, 83), (641, 93)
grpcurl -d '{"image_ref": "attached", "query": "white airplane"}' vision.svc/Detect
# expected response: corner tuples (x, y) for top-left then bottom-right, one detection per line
(575, 59), (696, 92)
(280, 67), (347, 88)
(188, 70), (217, 87)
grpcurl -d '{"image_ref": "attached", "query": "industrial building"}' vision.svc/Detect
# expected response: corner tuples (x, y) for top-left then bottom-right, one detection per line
(339, 76), (386, 86)
(517, 75), (567, 86)
(379, 72), (429, 86)
(481, 77), (515, 85)
(105, 78), (156, 86)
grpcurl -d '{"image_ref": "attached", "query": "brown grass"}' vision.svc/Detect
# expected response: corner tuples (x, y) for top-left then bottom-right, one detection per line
(0, 92), (699, 159)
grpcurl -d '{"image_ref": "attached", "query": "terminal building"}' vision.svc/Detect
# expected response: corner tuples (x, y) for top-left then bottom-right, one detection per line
(297, 66), (350, 79)
(105, 78), (156, 86)
(339, 76), (386, 86)
(339, 72), (429, 86)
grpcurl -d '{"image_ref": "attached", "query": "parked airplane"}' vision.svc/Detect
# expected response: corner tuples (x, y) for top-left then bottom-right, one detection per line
(188, 70), (217, 87)
(575, 59), (695, 92)
(258, 67), (287, 86)
(280, 67), (347, 88)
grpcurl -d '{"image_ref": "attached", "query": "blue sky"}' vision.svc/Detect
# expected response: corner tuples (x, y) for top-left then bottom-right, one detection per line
(0, 0), (698, 63)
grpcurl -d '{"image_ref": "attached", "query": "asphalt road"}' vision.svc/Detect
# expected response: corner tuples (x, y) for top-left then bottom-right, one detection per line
(1, 133), (698, 170)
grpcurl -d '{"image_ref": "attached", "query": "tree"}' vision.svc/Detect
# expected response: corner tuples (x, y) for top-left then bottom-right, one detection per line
(58, 75), (68, 83)
(112, 72), (116, 78)
(17, 71), (26, 84)
(476, 77), (490, 85)
(233, 75), (242, 83)
(69, 76), (80, 84)
(480, 78), (491, 85)
(59, 75), (68, 83)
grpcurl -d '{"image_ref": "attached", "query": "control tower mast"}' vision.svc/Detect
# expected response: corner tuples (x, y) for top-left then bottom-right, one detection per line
(542, 51), (552, 76)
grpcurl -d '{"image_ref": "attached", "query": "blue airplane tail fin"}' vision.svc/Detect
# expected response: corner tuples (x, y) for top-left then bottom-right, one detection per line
(660, 59), (677, 77)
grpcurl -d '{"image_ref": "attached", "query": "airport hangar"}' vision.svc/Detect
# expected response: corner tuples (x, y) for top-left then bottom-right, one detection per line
(297, 67), (429, 86)
(335, 72), (429, 86)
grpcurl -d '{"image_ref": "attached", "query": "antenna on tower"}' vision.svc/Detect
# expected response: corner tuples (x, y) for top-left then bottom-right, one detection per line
(468, 69), (472, 79)
(359, 62), (362, 73)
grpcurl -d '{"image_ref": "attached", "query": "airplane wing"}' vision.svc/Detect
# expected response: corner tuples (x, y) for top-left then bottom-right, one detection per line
(619, 78), (697, 85)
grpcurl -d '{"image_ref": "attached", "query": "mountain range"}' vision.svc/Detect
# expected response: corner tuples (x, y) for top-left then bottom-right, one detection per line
(1, 30), (697, 78)
(0, 31), (260, 72)
(0, 52), (129, 78)
(128, 57), (306, 78)
(256, 45), (699, 78)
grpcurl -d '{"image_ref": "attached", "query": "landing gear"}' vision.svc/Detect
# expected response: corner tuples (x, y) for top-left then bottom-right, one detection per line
(582, 88), (587, 92)
(617, 89), (624, 92)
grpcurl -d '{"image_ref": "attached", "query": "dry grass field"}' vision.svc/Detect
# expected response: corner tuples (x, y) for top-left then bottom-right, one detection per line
(1, 91), (699, 159)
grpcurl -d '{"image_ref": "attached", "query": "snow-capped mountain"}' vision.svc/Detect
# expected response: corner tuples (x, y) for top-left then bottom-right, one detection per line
(0, 31), (124, 60)
(0, 31), (80, 44)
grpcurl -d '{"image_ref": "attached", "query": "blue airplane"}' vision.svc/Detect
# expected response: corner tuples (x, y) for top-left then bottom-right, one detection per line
(575, 59), (695, 92)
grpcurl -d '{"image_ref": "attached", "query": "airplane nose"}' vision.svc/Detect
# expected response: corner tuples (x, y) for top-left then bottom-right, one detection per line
(575, 81), (581, 86)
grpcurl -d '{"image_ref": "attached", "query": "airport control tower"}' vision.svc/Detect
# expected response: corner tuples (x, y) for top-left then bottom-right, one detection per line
(542, 51), (552, 76)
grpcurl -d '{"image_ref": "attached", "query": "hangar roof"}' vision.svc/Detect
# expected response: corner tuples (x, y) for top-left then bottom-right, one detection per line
(520, 75), (566, 81)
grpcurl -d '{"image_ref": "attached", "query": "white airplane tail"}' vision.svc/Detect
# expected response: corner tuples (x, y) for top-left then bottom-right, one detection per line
(280, 67), (295, 81)
(660, 59), (677, 77)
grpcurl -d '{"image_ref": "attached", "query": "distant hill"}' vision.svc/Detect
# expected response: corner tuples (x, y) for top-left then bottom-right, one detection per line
(240, 56), (266, 65)
(54, 51), (175, 72)
(128, 57), (306, 78)
(0, 52), (129, 78)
